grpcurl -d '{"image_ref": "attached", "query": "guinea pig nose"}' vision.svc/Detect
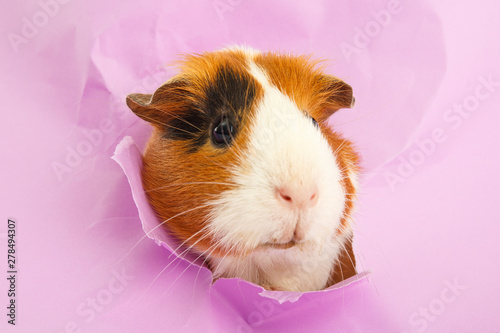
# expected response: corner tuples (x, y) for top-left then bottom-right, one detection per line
(276, 186), (319, 209)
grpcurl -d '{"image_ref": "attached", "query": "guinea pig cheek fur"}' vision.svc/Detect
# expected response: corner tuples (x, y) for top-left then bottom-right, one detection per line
(206, 68), (346, 259)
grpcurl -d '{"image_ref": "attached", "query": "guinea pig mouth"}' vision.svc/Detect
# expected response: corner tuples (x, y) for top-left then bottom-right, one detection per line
(260, 240), (297, 250)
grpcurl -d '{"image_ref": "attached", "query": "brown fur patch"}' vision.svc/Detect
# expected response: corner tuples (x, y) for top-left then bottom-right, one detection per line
(253, 52), (354, 122)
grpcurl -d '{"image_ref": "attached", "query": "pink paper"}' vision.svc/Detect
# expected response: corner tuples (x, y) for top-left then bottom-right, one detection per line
(2, 0), (500, 332)
(112, 135), (397, 329)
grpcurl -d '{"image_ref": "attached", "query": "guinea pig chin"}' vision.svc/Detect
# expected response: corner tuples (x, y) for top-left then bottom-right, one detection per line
(206, 66), (348, 256)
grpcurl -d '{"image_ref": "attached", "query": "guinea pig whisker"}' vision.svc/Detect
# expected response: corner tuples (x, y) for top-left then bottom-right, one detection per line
(194, 240), (225, 288)
(331, 110), (379, 128)
(145, 181), (238, 193)
(166, 224), (212, 260)
(163, 240), (222, 297)
(210, 252), (230, 280)
(219, 88), (239, 118)
(139, 112), (201, 137)
(337, 256), (345, 284)
(165, 123), (200, 136)
(174, 229), (214, 262)
(337, 165), (352, 173)
(206, 242), (249, 300)
(140, 229), (214, 298)
(133, 113), (169, 127)
(332, 139), (348, 157)
(336, 256), (347, 308)
(168, 112), (203, 132)
(156, 203), (216, 230)
(205, 239), (238, 281)
(138, 107), (203, 133)
(116, 204), (214, 264)
(191, 244), (219, 298)
(206, 158), (235, 172)
(338, 239), (356, 273)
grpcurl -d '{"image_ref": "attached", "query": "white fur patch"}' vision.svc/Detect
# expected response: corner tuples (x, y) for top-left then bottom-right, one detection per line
(206, 55), (349, 291)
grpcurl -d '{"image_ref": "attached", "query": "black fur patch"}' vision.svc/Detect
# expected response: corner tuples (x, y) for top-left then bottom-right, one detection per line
(165, 62), (257, 152)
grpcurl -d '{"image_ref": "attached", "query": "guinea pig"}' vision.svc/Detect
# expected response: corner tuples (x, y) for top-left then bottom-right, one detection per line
(126, 46), (359, 292)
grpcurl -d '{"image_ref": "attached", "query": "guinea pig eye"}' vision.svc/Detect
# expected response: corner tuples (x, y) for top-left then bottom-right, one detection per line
(212, 117), (235, 146)
(310, 116), (319, 128)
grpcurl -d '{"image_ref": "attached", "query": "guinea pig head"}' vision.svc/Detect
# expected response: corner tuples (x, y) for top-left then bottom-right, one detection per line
(126, 48), (359, 269)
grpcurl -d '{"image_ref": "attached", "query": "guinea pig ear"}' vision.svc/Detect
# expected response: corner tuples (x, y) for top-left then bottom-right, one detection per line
(126, 93), (166, 126)
(318, 75), (355, 121)
(126, 80), (187, 126)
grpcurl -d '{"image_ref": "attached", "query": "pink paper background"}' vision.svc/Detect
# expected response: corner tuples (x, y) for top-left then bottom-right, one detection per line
(2, 0), (500, 332)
